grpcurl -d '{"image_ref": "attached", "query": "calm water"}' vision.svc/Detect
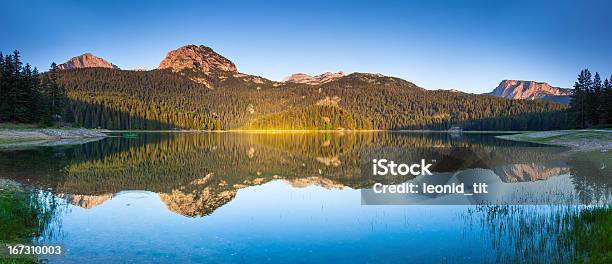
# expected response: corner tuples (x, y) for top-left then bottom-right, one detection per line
(1, 132), (610, 263)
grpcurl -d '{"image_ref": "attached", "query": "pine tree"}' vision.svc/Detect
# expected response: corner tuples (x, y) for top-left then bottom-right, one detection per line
(15, 63), (35, 122)
(41, 62), (65, 122)
(0, 53), (14, 121)
(570, 69), (592, 128)
(11, 50), (24, 121)
(0, 51), (5, 121)
(0, 50), (67, 125)
(30, 67), (45, 122)
(1, 53), (14, 121)
(603, 77), (612, 125)
(587, 72), (602, 126)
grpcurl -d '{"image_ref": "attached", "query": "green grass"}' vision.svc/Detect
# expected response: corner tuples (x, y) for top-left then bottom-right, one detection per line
(0, 258), (37, 264)
(0, 188), (57, 263)
(470, 205), (612, 263)
(546, 131), (612, 142)
(563, 206), (612, 263)
(1, 189), (42, 242)
(497, 130), (612, 149)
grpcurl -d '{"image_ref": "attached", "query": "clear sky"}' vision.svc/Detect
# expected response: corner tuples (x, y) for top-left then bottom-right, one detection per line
(2, 0), (611, 93)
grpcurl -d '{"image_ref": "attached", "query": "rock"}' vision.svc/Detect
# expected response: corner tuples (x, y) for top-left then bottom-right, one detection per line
(489, 80), (571, 102)
(158, 45), (237, 73)
(283, 71), (345, 85)
(57, 53), (119, 70)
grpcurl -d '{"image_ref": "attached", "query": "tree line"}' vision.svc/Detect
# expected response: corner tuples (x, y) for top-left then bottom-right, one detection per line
(569, 69), (612, 128)
(244, 74), (571, 131)
(56, 68), (570, 131)
(0, 50), (66, 125)
(1, 49), (577, 131)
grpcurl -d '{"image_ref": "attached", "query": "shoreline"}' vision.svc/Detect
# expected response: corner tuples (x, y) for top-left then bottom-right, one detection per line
(2, 127), (611, 152)
(496, 129), (612, 152)
(104, 129), (522, 134)
(0, 128), (109, 149)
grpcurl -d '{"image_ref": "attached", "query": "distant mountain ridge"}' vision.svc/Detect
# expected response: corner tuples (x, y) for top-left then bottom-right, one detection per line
(283, 71), (345, 85)
(489, 80), (571, 104)
(57, 53), (119, 70)
(57, 47), (569, 102)
(53, 44), (569, 131)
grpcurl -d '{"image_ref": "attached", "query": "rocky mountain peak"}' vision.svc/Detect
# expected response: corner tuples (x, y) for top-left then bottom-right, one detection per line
(489, 80), (571, 101)
(158, 45), (237, 73)
(283, 71), (345, 85)
(57, 53), (119, 70)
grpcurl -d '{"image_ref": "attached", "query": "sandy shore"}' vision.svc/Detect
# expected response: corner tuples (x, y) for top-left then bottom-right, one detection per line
(0, 128), (109, 149)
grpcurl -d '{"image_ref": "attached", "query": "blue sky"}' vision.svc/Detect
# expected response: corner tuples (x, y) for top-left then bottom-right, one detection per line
(2, 0), (611, 93)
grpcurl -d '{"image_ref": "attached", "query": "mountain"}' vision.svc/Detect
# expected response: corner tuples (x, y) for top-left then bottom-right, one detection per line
(57, 53), (119, 70)
(489, 80), (571, 104)
(283, 71), (345, 85)
(53, 44), (570, 131)
(158, 45), (237, 73)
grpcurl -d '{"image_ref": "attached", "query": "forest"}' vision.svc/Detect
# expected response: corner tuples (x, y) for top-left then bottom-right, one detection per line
(568, 69), (612, 128)
(55, 67), (570, 131)
(0, 50), (584, 131)
(0, 50), (66, 125)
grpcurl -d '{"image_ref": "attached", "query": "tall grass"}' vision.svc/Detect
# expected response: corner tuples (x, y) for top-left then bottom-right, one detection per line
(0, 188), (59, 263)
(465, 205), (611, 263)
(562, 206), (612, 263)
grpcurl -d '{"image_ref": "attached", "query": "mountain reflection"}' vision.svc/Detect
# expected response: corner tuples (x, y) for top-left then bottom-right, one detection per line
(0, 132), (609, 216)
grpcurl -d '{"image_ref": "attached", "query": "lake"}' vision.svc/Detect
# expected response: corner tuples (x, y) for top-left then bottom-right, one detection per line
(0, 132), (610, 263)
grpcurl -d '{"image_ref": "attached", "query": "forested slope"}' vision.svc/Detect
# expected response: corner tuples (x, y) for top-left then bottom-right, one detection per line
(56, 68), (570, 130)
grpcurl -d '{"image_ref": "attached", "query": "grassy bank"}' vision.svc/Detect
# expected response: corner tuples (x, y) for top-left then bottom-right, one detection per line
(0, 184), (58, 263)
(564, 206), (612, 263)
(472, 205), (612, 263)
(497, 130), (612, 151)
